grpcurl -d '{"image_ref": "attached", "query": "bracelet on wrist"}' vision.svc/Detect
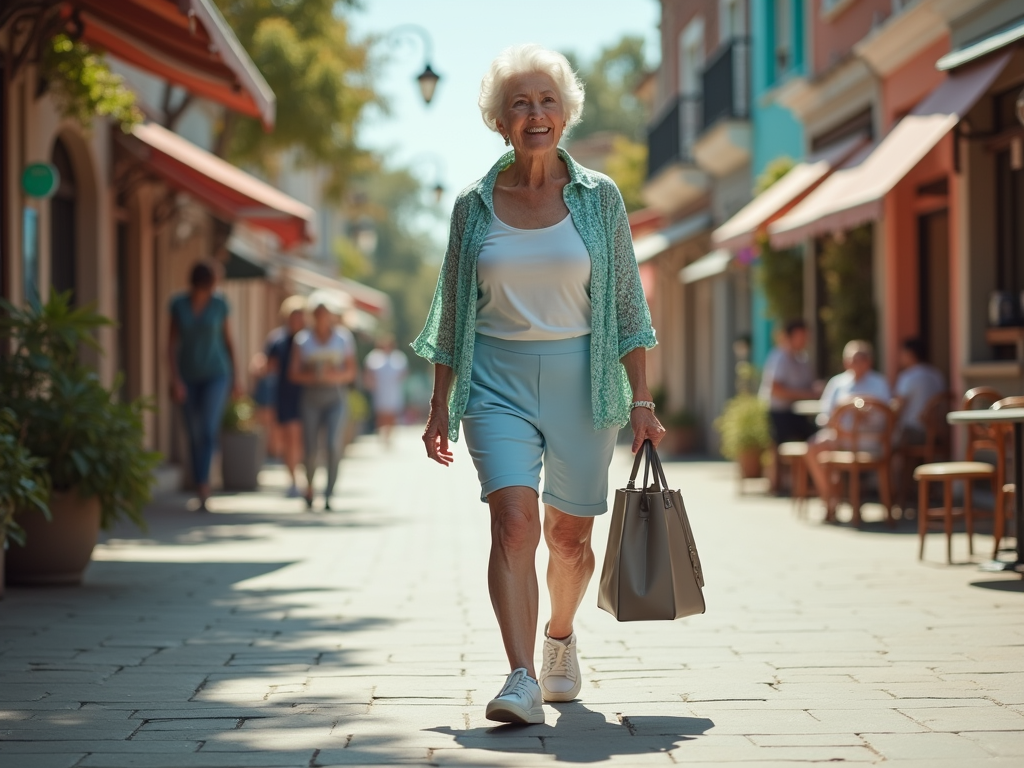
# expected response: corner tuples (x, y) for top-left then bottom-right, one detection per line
(630, 400), (656, 412)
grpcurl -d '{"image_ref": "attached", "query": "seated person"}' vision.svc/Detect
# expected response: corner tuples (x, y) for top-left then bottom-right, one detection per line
(893, 337), (946, 445)
(758, 319), (820, 445)
(805, 340), (892, 516)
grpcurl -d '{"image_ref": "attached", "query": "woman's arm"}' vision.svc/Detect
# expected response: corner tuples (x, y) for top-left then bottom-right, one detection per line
(422, 363), (454, 466)
(621, 346), (666, 453)
(167, 316), (186, 403)
(222, 318), (242, 397)
(288, 340), (315, 385)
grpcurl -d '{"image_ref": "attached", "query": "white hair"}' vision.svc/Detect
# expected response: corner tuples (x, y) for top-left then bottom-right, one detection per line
(478, 44), (585, 135)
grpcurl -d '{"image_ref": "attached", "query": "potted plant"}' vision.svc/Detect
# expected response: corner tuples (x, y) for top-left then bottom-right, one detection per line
(221, 396), (264, 491)
(714, 393), (772, 478)
(663, 409), (699, 456)
(0, 293), (160, 585)
(0, 408), (50, 597)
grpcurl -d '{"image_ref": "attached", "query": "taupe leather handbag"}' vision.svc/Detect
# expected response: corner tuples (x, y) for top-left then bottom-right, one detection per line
(598, 440), (705, 621)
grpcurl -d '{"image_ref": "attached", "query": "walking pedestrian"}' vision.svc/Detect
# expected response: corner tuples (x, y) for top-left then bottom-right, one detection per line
(364, 333), (408, 449)
(288, 291), (357, 511)
(266, 296), (309, 498)
(167, 260), (240, 511)
(413, 44), (662, 726)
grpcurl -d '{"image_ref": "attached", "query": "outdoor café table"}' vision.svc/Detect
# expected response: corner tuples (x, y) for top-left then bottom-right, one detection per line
(947, 407), (1024, 574)
(793, 399), (823, 416)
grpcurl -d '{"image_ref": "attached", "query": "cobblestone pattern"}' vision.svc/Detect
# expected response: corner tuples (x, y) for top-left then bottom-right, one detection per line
(1, 430), (1022, 767)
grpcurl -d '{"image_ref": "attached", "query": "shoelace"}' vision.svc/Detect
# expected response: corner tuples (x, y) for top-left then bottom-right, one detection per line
(498, 669), (535, 700)
(544, 638), (577, 682)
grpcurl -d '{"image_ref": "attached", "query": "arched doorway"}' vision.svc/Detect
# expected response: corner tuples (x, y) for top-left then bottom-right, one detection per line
(50, 138), (77, 304)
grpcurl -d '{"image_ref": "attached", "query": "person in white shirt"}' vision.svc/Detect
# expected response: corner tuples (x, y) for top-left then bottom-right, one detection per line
(806, 340), (892, 518)
(364, 334), (408, 449)
(893, 338), (946, 444)
(288, 292), (357, 511)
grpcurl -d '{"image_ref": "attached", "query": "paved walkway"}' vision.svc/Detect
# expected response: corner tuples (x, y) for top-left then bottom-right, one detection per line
(2, 429), (1023, 767)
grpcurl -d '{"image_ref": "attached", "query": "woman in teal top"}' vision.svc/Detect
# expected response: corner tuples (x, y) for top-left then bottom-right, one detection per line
(168, 261), (240, 511)
(413, 45), (665, 726)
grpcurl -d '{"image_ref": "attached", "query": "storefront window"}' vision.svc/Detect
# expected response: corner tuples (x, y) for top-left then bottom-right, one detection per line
(995, 148), (1024, 296)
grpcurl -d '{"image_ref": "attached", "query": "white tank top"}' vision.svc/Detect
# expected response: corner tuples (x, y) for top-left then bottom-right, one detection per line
(476, 213), (592, 340)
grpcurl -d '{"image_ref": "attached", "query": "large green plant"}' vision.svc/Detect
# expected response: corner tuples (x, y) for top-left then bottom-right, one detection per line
(0, 409), (50, 546)
(0, 294), (159, 531)
(713, 394), (771, 460)
(757, 234), (804, 325)
(819, 225), (877, 375)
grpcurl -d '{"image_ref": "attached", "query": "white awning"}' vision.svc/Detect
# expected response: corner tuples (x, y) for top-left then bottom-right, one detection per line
(679, 249), (732, 284)
(633, 211), (712, 264)
(769, 51), (1011, 248)
(711, 134), (864, 252)
(937, 18), (1024, 71)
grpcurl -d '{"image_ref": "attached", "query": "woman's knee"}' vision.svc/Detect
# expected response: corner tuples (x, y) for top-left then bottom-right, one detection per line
(544, 510), (594, 563)
(489, 491), (540, 554)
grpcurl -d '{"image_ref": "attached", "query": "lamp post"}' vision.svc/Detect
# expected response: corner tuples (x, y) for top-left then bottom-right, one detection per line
(386, 24), (441, 105)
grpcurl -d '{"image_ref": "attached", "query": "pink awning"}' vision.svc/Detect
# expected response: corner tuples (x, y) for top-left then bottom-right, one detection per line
(768, 51), (1012, 248)
(122, 122), (315, 249)
(712, 134), (864, 252)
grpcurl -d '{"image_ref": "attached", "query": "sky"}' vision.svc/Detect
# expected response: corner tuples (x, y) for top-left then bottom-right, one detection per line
(347, 0), (661, 238)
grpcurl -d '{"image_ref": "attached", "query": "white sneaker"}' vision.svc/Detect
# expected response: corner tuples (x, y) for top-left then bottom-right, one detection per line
(484, 668), (545, 724)
(539, 629), (582, 702)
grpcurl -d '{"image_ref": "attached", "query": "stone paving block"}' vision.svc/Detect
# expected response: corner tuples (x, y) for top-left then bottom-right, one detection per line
(78, 751), (315, 767)
(961, 730), (1024, 756)
(806, 707), (929, 733)
(863, 731), (996, 761)
(0, 754), (86, 768)
(898, 704), (1024, 731)
(314, 746), (434, 765)
(748, 733), (866, 746)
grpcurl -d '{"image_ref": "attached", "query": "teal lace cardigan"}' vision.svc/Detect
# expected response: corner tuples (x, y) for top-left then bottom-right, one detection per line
(412, 149), (657, 442)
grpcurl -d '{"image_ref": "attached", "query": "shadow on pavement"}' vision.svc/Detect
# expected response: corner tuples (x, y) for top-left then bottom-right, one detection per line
(970, 578), (1024, 592)
(428, 702), (714, 763)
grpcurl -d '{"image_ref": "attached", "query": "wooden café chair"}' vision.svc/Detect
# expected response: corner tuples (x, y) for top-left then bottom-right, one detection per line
(777, 441), (811, 517)
(819, 397), (897, 528)
(912, 388), (1006, 564)
(896, 391), (953, 512)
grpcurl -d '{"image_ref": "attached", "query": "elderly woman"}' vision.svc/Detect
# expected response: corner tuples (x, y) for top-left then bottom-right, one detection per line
(413, 44), (663, 725)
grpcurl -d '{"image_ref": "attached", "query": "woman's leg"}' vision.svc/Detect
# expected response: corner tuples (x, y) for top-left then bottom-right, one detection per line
(487, 486), (542, 677)
(300, 397), (320, 497)
(543, 506), (595, 639)
(284, 421), (303, 487)
(323, 397), (348, 498)
(181, 381), (206, 490)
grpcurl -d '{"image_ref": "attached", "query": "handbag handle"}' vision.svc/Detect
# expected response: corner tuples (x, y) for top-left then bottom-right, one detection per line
(627, 439), (663, 493)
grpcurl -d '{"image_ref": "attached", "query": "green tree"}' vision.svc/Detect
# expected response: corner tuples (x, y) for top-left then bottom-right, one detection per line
(563, 37), (651, 212)
(213, 0), (375, 198)
(819, 225), (877, 375)
(754, 157), (803, 325)
(565, 36), (648, 141)
(341, 169), (441, 367)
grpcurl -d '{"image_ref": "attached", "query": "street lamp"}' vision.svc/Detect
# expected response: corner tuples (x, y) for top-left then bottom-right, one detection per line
(387, 24), (442, 106)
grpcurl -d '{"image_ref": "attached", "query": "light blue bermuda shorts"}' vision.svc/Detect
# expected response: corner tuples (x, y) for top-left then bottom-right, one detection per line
(462, 333), (618, 517)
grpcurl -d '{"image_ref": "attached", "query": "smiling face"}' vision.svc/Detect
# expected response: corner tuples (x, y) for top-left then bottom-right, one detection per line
(495, 72), (566, 155)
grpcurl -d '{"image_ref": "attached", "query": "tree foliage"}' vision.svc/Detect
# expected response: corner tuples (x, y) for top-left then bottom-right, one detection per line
(564, 36), (648, 142)
(42, 35), (142, 133)
(340, 170), (441, 368)
(213, 0), (375, 198)
(819, 225), (877, 376)
(755, 158), (803, 324)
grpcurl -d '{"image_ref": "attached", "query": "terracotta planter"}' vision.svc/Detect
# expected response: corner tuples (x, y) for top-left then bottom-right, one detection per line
(665, 425), (698, 456)
(5, 489), (101, 586)
(737, 449), (764, 479)
(221, 430), (265, 491)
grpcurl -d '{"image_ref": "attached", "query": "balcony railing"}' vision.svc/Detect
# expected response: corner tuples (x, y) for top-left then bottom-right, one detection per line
(701, 37), (750, 131)
(646, 94), (701, 180)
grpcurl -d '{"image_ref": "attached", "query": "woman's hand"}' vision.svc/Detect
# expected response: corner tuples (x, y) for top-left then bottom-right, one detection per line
(630, 406), (666, 454)
(422, 401), (454, 466)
